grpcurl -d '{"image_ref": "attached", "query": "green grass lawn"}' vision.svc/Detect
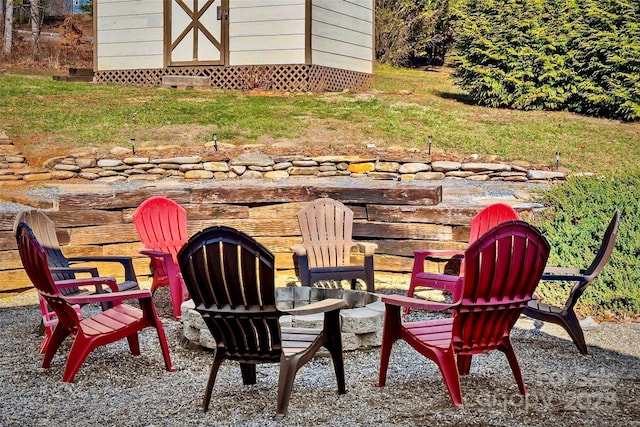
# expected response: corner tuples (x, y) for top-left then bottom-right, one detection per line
(1, 64), (638, 174)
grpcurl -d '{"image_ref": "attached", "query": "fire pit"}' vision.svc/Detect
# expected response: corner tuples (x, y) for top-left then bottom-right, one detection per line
(181, 287), (383, 352)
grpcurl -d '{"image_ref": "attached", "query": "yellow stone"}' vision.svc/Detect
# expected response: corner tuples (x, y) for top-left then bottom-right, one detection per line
(23, 173), (52, 182)
(347, 162), (375, 173)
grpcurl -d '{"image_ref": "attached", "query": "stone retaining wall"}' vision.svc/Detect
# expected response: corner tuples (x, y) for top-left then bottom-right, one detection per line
(0, 130), (567, 184)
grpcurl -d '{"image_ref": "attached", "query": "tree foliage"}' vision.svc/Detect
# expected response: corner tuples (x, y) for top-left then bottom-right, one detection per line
(78, 0), (93, 16)
(452, 0), (640, 121)
(375, 0), (460, 66)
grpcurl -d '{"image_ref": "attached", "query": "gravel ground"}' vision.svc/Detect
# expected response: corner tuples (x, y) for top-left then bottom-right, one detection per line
(1, 286), (639, 427)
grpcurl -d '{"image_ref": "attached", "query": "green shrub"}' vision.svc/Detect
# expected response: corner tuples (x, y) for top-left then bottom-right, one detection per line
(453, 0), (640, 121)
(533, 172), (640, 318)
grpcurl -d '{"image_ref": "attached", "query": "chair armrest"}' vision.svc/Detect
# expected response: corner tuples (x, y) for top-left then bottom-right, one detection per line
(415, 249), (465, 260)
(290, 244), (307, 257)
(282, 298), (345, 316)
(413, 272), (460, 293)
(50, 266), (99, 277)
(54, 277), (120, 293)
(356, 242), (377, 256)
(412, 250), (464, 277)
(67, 255), (137, 282)
(139, 249), (172, 258)
(381, 294), (458, 312)
(64, 289), (153, 306)
(542, 265), (588, 281)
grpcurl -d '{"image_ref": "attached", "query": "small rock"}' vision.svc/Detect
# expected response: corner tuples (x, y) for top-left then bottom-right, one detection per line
(398, 162), (429, 174)
(97, 159), (123, 167)
(184, 170), (214, 179)
(431, 161), (462, 172)
(527, 170), (565, 180)
(110, 147), (131, 155)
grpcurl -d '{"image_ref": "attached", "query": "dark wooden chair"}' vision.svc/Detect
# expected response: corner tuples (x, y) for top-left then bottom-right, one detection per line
(16, 222), (174, 382)
(178, 225), (346, 420)
(292, 197), (377, 292)
(524, 211), (620, 355)
(133, 196), (189, 319)
(405, 203), (519, 313)
(378, 220), (550, 407)
(14, 210), (139, 350)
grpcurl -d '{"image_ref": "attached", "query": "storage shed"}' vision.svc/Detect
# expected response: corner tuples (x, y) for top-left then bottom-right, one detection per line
(94, 0), (374, 92)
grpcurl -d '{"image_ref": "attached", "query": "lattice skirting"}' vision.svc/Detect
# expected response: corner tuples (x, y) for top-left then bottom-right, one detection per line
(95, 65), (373, 92)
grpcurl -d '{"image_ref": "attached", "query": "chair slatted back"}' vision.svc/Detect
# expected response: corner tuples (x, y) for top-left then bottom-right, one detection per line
(297, 198), (355, 268)
(14, 210), (78, 290)
(133, 196), (188, 262)
(584, 211), (620, 280)
(16, 223), (81, 331)
(566, 210), (620, 308)
(452, 221), (550, 353)
(179, 226), (281, 362)
(468, 203), (520, 243)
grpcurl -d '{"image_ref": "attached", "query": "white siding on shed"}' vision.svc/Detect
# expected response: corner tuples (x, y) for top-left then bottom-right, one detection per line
(96, 0), (164, 71)
(228, 0), (306, 66)
(311, 0), (373, 73)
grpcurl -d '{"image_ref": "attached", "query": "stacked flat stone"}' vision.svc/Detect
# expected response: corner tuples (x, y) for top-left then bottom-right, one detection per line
(0, 131), (40, 182)
(0, 135), (568, 184)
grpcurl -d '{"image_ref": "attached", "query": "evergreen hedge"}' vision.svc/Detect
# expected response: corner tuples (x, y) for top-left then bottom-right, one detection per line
(452, 0), (640, 121)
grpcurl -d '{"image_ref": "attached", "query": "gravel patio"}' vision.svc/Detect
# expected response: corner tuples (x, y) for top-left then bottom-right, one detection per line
(0, 285), (638, 427)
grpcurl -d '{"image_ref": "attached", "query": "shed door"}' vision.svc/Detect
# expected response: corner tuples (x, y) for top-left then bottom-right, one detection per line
(166, 0), (228, 66)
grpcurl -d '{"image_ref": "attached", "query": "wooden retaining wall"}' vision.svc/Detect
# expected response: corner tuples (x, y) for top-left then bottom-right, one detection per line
(0, 179), (507, 295)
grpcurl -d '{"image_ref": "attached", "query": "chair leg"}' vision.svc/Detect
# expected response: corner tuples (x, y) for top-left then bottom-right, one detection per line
(364, 255), (375, 292)
(42, 325), (70, 369)
(561, 312), (589, 355)
(126, 333), (141, 356)
(457, 354), (472, 375)
(276, 354), (301, 420)
(324, 310), (346, 394)
(502, 339), (527, 395)
(434, 347), (463, 407)
(40, 325), (53, 355)
(154, 320), (175, 373)
(377, 304), (402, 387)
(240, 363), (257, 385)
(169, 276), (185, 319)
(297, 256), (311, 287)
(62, 336), (94, 382)
(202, 355), (224, 412)
(404, 279), (419, 315)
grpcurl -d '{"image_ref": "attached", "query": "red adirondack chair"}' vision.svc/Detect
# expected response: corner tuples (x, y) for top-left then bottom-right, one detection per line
(405, 203), (519, 313)
(378, 220), (550, 407)
(14, 209), (139, 352)
(133, 196), (189, 319)
(16, 222), (174, 382)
